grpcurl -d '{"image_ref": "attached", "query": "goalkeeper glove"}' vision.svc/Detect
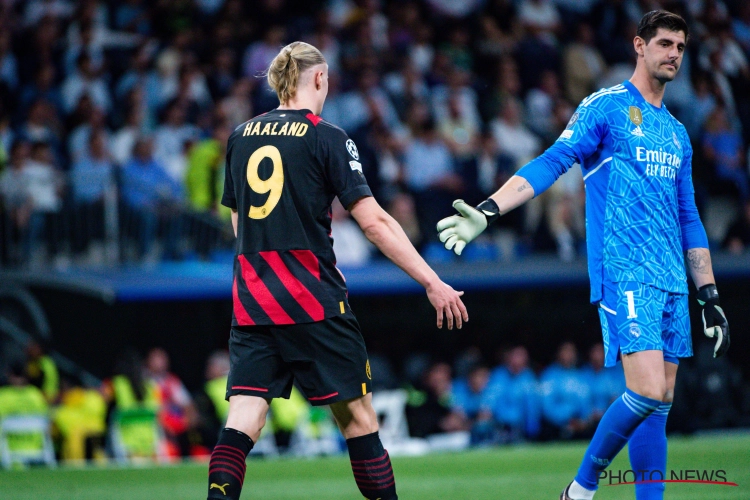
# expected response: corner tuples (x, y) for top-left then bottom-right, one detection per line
(696, 284), (730, 358)
(436, 199), (499, 255)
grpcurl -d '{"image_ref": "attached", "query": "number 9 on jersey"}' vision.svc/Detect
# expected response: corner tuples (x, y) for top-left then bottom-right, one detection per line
(247, 145), (284, 219)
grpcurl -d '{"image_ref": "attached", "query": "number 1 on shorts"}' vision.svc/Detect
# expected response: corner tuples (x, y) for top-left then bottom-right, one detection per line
(625, 290), (638, 319)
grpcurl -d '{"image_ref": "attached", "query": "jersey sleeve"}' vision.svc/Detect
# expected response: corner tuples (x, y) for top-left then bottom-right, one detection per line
(555, 96), (608, 163)
(220, 132), (237, 210)
(319, 125), (372, 209)
(676, 140), (709, 250)
(515, 141), (578, 196)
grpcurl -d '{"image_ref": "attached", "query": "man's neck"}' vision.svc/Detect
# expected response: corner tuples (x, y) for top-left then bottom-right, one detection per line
(629, 71), (667, 108)
(278, 90), (320, 115)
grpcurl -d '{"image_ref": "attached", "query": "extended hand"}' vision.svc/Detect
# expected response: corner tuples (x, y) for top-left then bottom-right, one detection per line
(436, 200), (488, 256)
(426, 280), (468, 330)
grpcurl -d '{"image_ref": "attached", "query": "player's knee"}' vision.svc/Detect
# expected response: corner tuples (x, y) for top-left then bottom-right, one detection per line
(634, 384), (667, 402)
(331, 397), (379, 438)
(225, 396), (269, 440)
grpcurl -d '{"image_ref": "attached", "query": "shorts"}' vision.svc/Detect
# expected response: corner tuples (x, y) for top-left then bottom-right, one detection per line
(597, 280), (692, 368)
(226, 313), (372, 406)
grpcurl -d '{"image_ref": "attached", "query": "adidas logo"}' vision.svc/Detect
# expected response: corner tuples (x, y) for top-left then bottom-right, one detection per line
(631, 126), (645, 137)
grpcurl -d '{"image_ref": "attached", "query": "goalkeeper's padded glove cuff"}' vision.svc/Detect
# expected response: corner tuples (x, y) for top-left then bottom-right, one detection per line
(697, 283), (719, 306)
(476, 198), (500, 226)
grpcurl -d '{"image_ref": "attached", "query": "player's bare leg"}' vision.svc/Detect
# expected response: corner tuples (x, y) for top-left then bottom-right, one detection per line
(207, 395), (270, 500)
(627, 360), (677, 499)
(564, 350), (667, 500)
(331, 394), (398, 499)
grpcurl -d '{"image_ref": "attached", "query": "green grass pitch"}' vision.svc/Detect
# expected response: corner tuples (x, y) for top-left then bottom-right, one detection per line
(2, 433), (748, 499)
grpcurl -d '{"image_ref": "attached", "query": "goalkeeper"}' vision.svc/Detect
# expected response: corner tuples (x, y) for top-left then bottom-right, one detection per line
(437, 10), (729, 500)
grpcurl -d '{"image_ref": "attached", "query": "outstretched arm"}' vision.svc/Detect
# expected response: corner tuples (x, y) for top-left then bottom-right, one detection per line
(437, 141), (578, 254)
(349, 196), (468, 330)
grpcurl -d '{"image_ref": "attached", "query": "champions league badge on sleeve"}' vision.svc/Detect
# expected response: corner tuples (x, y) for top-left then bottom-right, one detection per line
(346, 139), (359, 160)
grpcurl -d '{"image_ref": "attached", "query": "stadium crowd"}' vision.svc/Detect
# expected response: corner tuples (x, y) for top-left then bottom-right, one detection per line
(1, 0), (750, 267)
(1, 337), (746, 464)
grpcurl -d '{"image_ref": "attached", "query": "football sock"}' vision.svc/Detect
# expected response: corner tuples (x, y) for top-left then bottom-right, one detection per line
(574, 388), (661, 491)
(207, 428), (254, 500)
(346, 431), (398, 499)
(568, 480), (595, 500)
(629, 402), (671, 500)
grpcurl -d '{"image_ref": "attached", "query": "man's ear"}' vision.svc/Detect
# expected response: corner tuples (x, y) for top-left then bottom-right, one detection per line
(315, 70), (323, 90)
(634, 36), (645, 57)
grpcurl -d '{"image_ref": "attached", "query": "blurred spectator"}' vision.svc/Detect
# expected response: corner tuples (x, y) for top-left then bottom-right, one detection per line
(733, 3), (750, 57)
(68, 107), (110, 164)
(386, 192), (422, 248)
(0, 141), (33, 253)
(145, 348), (198, 458)
(562, 22), (606, 105)
(331, 198), (372, 266)
(153, 101), (200, 184)
(219, 79), (254, 129)
(53, 376), (107, 461)
(545, 162), (584, 262)
(0, 31), (18, 93)
(120, 137), (183, 260)
(20, 142), (64, 264)
(406, 362), (468, 438)
(723, 200), (750, 254)
(403, 115), (464, 242)
(683, 71), (718, 139)
(25, 341), (59, 403)
(452, 364), (497, 445)
(71, 129), (115, 258)
(20, 64), (63, 119)
(489, 97), (541, 171)
(0, 359), (48, 416)
(207, 47), (237, 102)
(23, 0), (75, 28)
(580, 343), (625, 421)
(18, 99), (63, 165)
(486, 346), (540, 441)
(0, 361), (49, 458)
(525, 69), (562, 140)
(518, 0), (561, 41)
(539, 342), (591, 440)
(61, 53), (111, 115)
(703, 106), (749, 201)
(111, 96), (148, 166)
(186, 122), (231, 213)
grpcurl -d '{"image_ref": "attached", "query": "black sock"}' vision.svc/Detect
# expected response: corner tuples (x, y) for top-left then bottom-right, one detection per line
(207, 428), (254, 500)
(346, 431), (398, 500)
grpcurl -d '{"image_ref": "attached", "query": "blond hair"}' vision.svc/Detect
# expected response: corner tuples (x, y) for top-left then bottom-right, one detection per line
(267, 41), (326, 104)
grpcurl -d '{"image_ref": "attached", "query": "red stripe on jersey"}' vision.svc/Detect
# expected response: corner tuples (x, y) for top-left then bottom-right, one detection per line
(305, 112), (322, 126)
(290, 249), (321, 281)
(238, 255), (294, 325)
(259, 251), (325, 321)
(232, 277), (255, 326)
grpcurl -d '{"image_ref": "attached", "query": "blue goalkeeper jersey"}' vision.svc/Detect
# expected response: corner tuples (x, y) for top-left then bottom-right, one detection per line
(518, 80), (707, 303)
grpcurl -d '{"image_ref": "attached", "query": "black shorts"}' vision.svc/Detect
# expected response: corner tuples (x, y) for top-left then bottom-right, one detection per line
(226, 313), (372, 406)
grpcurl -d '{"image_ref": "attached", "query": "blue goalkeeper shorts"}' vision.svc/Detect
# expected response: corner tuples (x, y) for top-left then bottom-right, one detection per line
(597, 280), (692, 368)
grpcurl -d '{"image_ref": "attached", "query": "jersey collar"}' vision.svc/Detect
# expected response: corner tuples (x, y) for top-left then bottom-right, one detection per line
(622, 80), (666, 113)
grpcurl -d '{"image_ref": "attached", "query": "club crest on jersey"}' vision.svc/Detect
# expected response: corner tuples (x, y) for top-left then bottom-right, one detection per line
(346, 139), (359, 160)
(629, 106), (643, 126)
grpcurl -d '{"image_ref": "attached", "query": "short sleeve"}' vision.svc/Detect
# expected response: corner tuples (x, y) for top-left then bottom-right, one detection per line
(556, 96), (608, 163)
(320, 125), (372, 209)
(220, 134), (237, 209)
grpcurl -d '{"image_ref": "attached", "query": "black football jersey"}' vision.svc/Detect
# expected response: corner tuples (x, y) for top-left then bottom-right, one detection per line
(221, 108), (372, 325)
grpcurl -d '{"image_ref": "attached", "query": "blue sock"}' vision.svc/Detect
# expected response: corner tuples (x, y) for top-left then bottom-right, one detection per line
(574, 388), (661, 490)
(629, 402), (670, 500)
